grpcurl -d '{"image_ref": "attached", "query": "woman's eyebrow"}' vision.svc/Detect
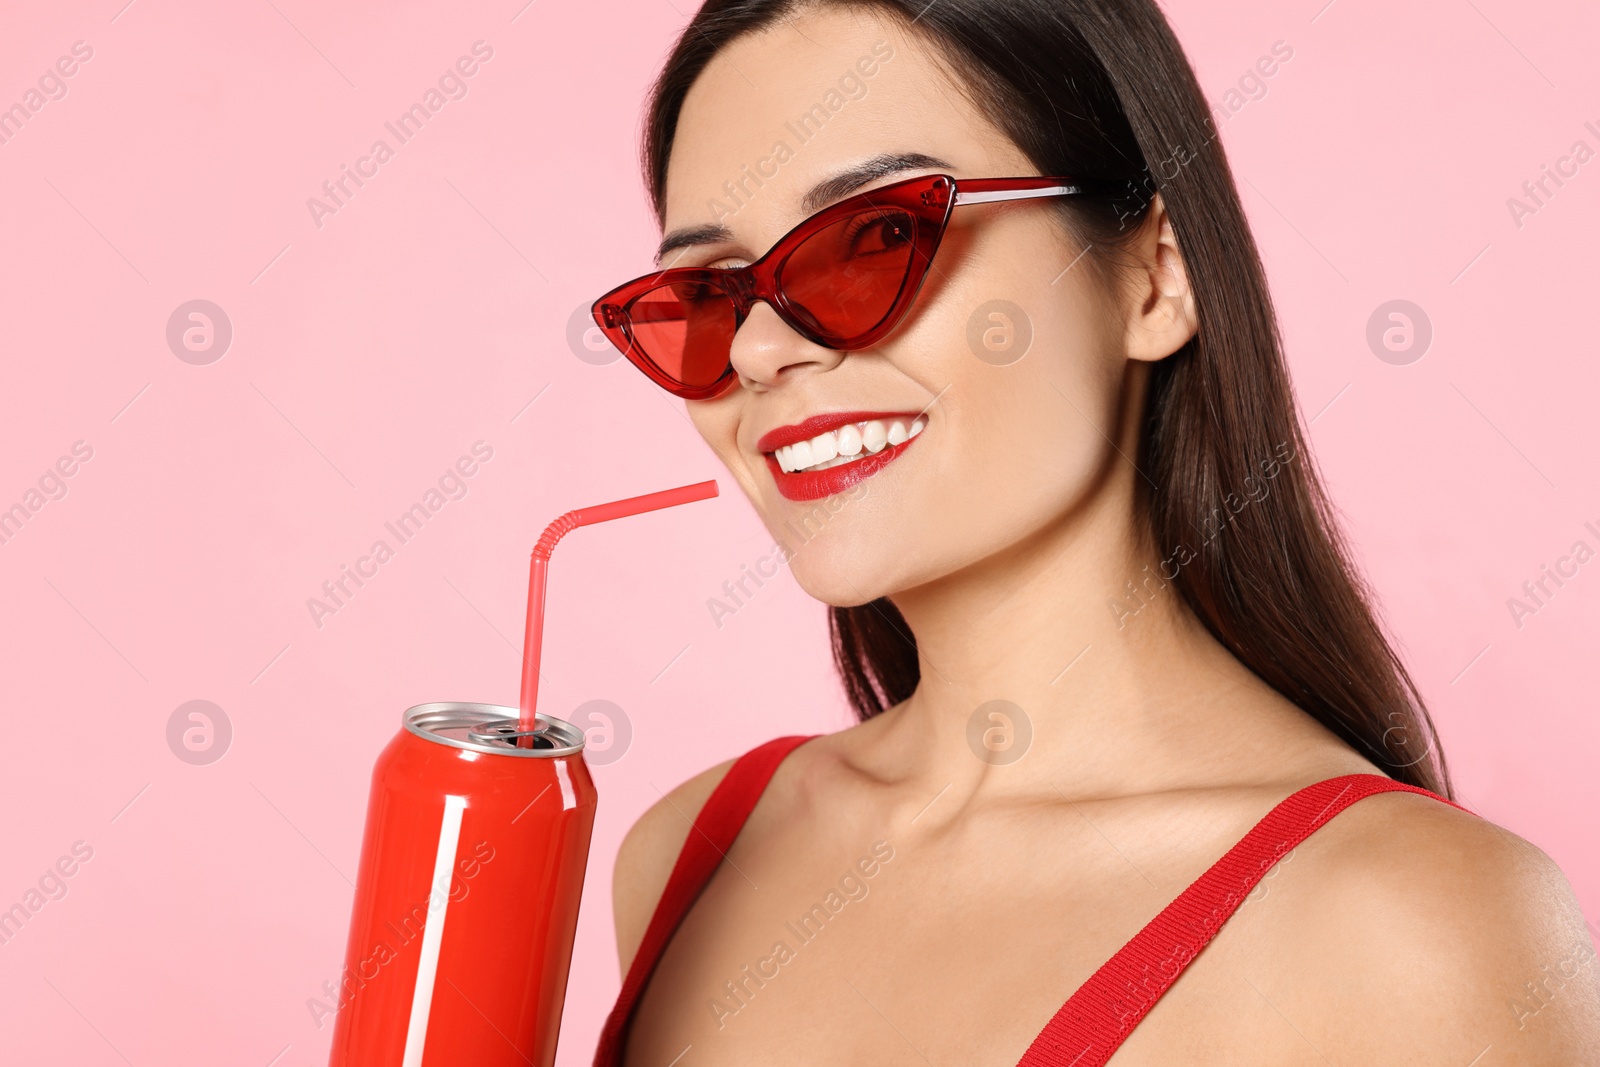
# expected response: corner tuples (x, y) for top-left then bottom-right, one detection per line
(656, 223), (732, 266)
(654, 151), (953, 265)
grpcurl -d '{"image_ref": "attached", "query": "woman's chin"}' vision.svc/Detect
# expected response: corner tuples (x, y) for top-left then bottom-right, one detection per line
(788, 552), (928, 610)
(786, 562), (885, 609)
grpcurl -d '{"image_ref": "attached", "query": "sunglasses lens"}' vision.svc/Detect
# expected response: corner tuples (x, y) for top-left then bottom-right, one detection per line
(624, 278), (738, 391)
(779, 207), (918, 340)
(608, 202), (923, 395)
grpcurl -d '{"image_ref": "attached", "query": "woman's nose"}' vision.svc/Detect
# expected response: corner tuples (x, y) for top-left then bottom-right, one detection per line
(727, 301), (846, 392)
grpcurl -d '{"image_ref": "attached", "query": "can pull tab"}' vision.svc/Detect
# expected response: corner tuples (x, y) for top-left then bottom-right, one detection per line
(468, 719), (558, 750)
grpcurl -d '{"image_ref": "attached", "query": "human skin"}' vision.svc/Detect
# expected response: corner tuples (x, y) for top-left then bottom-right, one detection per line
(611, 6), (1600, 1065)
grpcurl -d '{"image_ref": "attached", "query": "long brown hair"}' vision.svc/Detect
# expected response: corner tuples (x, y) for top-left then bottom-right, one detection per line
(638, 0), (1452, 795)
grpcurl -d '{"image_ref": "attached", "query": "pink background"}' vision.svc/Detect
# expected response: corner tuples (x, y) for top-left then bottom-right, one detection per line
(1, 0), (1595, 1062)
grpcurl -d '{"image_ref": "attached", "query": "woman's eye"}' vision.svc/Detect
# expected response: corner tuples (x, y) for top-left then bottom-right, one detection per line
(689, 252), (752, 271)
(847, 215), (910, 255)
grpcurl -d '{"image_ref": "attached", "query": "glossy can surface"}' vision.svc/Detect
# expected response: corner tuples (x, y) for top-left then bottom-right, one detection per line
(328, 703), (598, 1067)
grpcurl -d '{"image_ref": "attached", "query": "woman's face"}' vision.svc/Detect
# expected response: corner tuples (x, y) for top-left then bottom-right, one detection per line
(664, 6), (1179, 607)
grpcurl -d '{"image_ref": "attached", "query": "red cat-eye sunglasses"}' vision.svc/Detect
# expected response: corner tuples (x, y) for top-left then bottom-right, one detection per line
(590, 171), (1143, 400)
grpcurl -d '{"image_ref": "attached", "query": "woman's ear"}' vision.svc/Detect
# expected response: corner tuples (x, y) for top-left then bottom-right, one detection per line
(1123, 193), (1199, 363)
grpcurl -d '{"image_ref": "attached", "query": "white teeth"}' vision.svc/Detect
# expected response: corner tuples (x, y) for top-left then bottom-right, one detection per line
(770, 416), (929, 475)
(836, 424), (863, 457)
(862, 421), (887, 453)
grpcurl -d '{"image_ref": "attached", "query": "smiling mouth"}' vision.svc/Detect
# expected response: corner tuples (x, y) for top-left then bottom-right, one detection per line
(757, 412), (928, 502)
(770, 415), (926, 474)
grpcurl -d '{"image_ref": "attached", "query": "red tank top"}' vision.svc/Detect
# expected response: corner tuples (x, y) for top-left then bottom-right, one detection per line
(593, 734), (1472, 1066)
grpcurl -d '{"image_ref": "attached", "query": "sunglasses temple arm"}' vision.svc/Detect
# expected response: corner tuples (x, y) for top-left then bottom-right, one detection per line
(953, 184), (1083, 205)
(952, 178), (1142, 207)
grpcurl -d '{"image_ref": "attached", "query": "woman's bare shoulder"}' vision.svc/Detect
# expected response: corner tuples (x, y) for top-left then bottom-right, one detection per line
(609, 730), (847, 974)
(1260, 788), (1600, 1061)
(610, 754), (739, 975)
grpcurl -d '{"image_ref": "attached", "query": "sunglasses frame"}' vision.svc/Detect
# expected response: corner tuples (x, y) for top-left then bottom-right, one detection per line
(591, 171), (1143, 400)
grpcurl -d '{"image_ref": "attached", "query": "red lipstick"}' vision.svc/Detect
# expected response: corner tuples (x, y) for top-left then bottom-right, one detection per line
(756, 411), (919, 453)
(757, 411), (926, 502)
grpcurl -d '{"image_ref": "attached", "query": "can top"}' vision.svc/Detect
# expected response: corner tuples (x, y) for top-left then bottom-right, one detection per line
(404, 702), (585, 758)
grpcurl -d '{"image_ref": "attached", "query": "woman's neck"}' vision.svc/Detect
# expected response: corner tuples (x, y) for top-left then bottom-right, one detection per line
(875, 485), (1319, 805)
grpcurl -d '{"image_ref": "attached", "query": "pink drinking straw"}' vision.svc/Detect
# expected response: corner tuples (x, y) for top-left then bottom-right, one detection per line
(518, 479), (719, 738)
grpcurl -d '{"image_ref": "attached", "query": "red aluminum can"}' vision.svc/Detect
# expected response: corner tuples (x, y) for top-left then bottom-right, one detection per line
(328, 702), (598, 1067)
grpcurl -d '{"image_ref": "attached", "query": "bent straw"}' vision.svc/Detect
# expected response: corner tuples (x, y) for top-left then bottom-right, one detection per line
(518, 479), (719, 738)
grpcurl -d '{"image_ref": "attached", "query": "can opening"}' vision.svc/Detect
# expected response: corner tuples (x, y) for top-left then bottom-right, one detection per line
(467, 720), (559, 750)
(403, 703), (585, 758)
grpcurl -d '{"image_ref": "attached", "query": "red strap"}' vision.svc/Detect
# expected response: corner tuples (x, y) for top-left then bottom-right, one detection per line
(592, 734), (819, 1066)
(1015, 773), (1475, 1066)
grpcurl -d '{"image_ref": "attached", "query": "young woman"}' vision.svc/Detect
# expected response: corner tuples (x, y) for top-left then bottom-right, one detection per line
(585, 1), (1600, 1062)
